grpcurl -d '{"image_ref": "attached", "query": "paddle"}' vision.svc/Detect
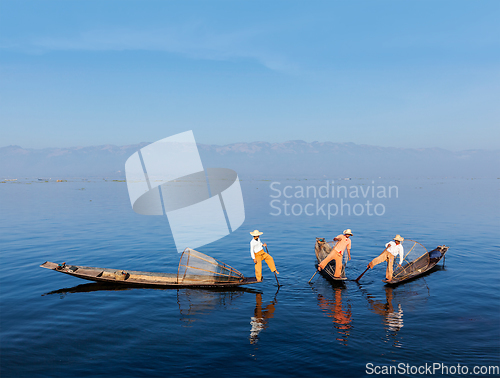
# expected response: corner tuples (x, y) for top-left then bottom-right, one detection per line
(355, 267), (370, 282)
(264, 245), (281, 287)
(307, 271), (318, 284)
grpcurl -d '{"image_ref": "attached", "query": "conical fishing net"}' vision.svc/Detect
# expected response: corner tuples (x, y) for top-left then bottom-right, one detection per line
(315, 238), (347, 278)
(392, 239), (429, 281)
(177, 248), (244, 284)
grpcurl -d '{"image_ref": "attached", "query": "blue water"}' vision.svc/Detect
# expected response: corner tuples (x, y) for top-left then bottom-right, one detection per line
(1, 178), (499, 377)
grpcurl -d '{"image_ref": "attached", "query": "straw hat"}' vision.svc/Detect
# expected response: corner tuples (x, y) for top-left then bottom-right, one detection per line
(250, 230), (264, 236)
(394, 234), (404, 242)
(343, 229), (353, 236)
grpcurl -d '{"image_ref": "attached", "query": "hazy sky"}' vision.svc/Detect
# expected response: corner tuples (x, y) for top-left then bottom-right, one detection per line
(1, 0), (498, 150)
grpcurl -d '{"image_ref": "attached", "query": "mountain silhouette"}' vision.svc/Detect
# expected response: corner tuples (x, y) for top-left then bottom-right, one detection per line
(1, 141), (498, 179)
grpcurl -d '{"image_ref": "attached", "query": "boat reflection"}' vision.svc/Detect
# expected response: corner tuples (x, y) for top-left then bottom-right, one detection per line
(44, 283), (282, 346)
(177, 288), (257, 326)
(42, 282), (134, 297)
(42, 282), (261, 328)
(315, 286), (352, 345)
(249, 291), (278, 345)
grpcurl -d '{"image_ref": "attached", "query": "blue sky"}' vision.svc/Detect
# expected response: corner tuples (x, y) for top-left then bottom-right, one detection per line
(1, 0), (498, 150)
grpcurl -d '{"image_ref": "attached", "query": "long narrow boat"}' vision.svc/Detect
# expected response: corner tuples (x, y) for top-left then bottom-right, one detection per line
(314, 237), (348, 282)
(383, 244), (448, 285)
(41, 248), (258, 288)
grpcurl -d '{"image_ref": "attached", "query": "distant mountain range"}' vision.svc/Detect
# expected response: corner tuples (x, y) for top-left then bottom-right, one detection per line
(1, 141), (499, 179)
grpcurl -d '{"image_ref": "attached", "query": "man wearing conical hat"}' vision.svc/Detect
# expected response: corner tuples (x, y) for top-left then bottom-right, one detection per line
(318, 229), (353, 279)
(250, 230), (279, 282)
(367, 235), (404, 281)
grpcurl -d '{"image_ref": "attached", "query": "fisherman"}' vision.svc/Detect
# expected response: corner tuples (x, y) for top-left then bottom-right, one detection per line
(317, 229), (353, 279)
(250, 230), (279, 282)
(367, 235), (404, 281)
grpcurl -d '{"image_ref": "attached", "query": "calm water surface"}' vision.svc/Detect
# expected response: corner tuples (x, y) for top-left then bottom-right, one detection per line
(1, 178), (499, 377)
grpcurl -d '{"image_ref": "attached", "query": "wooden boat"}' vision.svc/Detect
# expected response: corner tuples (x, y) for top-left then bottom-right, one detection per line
(41, 248), (258, 288)
(314, 237), (348, 282)
(383, 245), (448, 285)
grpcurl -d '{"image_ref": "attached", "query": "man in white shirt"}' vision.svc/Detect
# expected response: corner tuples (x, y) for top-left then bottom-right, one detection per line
(250, 230), (279, 282)
(367, 235), (404, 281)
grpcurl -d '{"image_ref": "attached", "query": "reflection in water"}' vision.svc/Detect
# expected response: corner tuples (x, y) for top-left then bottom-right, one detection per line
(42, 283), (259, 327)
(368, 287), (404, 333)
(358, 280), (431, 348)
(367, 287), (404, 347)
(360, 285), (405, 348)
(316, 287), (352, 345)
(250, 291), (278, 345)
(177, 289), (250, 326)
(42, 282), (135, 297)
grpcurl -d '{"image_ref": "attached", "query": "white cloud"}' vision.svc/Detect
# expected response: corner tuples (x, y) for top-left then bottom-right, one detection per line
(6, 23), (299, 74)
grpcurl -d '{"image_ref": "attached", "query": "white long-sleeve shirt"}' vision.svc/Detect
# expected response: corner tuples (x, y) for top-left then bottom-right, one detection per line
(385, 241), (404, 265)
(250, 238), (264, 259)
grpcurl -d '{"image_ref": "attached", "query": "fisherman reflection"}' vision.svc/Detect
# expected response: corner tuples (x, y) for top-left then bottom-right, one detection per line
(369, 287), (403, 332)
(317, 287), (352, 345)
(250, 292), (277, 344)
(366, 286), (404, 346)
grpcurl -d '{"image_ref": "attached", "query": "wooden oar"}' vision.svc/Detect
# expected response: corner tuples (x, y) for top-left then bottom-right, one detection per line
(264, 245), (281, 287)
(355, 267), (370, 282)
(308, 271), (318, 284)
(273, 271), (281, 287)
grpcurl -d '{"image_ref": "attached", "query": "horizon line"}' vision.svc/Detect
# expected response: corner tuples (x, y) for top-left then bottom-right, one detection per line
(2, 141), (499, 153)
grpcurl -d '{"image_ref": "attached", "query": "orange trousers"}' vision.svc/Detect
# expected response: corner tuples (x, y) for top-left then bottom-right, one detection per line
(319, 250), (343, 278)
(254, 250), (277, 281)
(369, 251), (395, 280)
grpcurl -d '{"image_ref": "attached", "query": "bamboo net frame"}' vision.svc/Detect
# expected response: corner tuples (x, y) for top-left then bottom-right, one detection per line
(392, 239), (429, 281)
(177, 248), (244, 284)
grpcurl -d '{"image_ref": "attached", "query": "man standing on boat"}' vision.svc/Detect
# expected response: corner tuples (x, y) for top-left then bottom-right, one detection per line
(367, 235), (404, 281)
(317, 229), (353, 279)
(250, 230), (279, 282)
